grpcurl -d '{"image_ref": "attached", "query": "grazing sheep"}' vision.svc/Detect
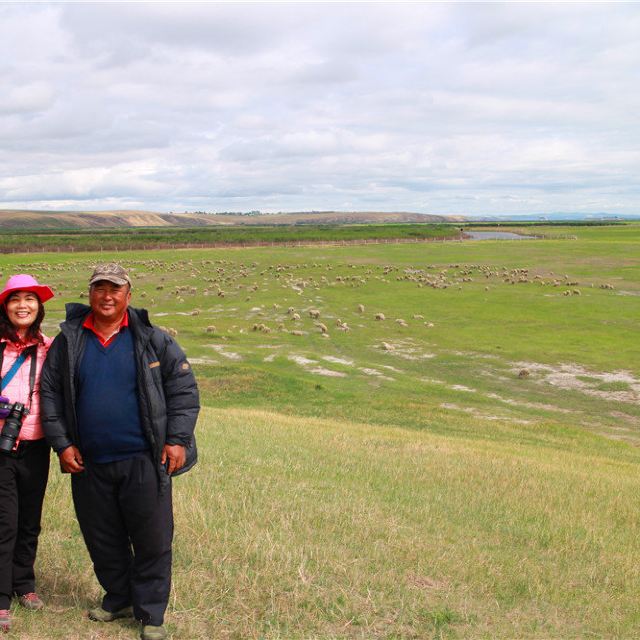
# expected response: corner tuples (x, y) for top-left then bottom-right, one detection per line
(396, 319), (408, 327)
(190, 309), (201, 316)
(291, 313), (301, 321)
(167, 328), (178, 337)
(518, 369), (530, 378)
(291, 330), (304, 336)
(308, 309), (320, 319)
(205, 326), (216, 333)
(375, 313), (386, 321)
(315, 322), (328, 334)
(252, 323), (272, 333)
(381, 342), (394, 351)
(357, 304), (365, 313)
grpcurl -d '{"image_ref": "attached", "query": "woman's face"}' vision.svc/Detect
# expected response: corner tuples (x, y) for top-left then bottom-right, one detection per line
(5, 291), (40, 334)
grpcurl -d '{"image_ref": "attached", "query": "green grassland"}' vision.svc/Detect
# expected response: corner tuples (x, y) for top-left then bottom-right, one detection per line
(0, 222), (458, 252)
(1, 223), (639, 638)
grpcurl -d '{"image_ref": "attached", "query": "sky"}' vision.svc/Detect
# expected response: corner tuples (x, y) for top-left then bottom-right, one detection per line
(1, 2), (639, 217)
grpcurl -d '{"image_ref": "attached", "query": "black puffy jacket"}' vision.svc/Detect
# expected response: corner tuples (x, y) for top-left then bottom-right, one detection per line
(40, 303), (199, 489)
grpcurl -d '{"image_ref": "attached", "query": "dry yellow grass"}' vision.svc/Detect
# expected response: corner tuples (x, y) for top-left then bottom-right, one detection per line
(12, 406), (640, 639)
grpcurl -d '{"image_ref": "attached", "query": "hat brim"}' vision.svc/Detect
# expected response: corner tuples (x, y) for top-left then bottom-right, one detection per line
(0, 285), (54, 306)
(89, 276), (131, 287)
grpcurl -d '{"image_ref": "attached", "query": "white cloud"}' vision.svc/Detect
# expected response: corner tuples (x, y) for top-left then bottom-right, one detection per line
(0, 3), (639, 215)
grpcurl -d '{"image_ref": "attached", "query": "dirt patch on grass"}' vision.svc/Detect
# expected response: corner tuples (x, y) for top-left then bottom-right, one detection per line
(309, 367), (347, 378)
(323, 356), (354, 366)
(207, 344), (243, 360)
(289, 355), (317, 366)
(375, 339), (436, 360)
(609, 411), (640, 427)
(512, 361), (640, 404)
(407, 574), (450, 591)
(189, 357), (220, 365)
(440, 403), (532, 424)
(486, 392), (577, 414)
(288, 354), (347, 377)
(450, 384), (476, 392)
(359, 367), (394, 381)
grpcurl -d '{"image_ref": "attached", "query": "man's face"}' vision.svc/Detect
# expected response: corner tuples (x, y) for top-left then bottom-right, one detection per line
(89, 280), (131, 323)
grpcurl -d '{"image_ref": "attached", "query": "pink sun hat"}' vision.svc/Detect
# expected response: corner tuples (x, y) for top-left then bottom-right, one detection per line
(0, 274), (55, 306)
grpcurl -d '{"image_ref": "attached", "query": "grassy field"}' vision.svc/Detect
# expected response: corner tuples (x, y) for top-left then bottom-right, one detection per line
(0, 223), (459, 252)
(1, 223), (639, 638)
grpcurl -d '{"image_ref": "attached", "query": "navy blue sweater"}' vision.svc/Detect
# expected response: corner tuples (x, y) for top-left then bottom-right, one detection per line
(76, 328), (149, 463)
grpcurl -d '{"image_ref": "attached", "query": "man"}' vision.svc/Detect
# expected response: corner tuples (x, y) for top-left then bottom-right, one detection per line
(40, 263), (199, 640)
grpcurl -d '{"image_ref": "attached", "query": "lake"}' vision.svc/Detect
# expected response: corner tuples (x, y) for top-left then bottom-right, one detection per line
(464, 230), (536, 240)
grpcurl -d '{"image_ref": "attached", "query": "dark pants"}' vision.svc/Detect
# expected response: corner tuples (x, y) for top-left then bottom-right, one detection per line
(71, 453), (173, 626)
(0, 439), (50, 610)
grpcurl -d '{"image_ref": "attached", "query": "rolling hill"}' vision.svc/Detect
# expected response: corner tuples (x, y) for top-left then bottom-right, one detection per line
(0, 209), (457, 229)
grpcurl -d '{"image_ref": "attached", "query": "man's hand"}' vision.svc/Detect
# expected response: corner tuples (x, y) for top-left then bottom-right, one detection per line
(161, 444), (186, 475)
(59, 445), (84, 473)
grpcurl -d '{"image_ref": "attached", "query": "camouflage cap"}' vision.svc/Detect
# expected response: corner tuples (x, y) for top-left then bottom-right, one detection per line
(89, 263), (132, 287)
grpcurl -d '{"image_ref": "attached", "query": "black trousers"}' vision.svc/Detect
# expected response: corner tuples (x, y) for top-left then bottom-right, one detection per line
(71, 453), (173, 626)
(0, 439), (50, 610)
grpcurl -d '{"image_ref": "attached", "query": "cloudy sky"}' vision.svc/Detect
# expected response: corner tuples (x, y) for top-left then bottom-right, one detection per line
(1, 2), (639, 216)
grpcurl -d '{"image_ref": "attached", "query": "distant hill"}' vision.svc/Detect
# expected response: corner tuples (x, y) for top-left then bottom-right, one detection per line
(0, 209), (457, 230)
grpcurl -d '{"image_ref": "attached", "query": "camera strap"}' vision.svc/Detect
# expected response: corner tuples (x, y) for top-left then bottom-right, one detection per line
(0, 345), (38, 408)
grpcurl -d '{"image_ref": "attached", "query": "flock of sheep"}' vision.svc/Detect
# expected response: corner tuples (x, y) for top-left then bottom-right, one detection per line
(6, 255), (613, 345)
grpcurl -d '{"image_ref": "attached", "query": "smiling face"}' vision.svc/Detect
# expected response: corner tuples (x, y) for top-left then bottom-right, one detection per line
(5, 291), (41, 335)
(89, 280), (131, 324)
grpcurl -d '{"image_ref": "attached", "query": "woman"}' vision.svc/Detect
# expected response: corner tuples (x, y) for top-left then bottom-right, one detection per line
(0, 274), (54, 632)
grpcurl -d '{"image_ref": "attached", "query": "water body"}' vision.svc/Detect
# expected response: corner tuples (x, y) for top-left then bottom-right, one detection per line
(464, 230), (536, 240)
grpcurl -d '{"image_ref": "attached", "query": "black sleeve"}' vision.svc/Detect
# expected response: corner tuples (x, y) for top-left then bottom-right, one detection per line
(155, 330), (200, 446)
(40, 335), (74, 453)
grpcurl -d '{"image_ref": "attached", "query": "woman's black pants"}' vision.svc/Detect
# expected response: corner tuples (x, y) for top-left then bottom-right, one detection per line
(0, 439), (50, 610)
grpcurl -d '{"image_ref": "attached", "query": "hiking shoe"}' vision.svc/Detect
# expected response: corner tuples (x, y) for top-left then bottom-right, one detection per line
(88, 605), (133, 622)
(17, 592), (44, 610)
(141, 624), (168, 640)
(0, 610), (10, 632)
